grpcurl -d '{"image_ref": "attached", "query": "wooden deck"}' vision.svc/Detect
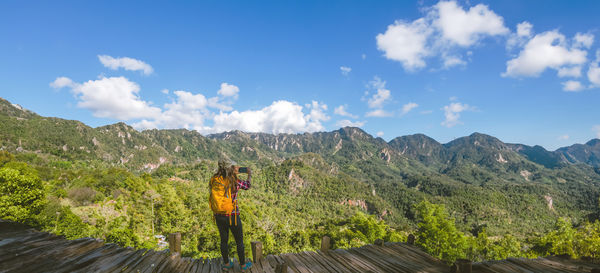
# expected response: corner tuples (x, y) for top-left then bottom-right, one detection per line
(1, 220), (599, 272)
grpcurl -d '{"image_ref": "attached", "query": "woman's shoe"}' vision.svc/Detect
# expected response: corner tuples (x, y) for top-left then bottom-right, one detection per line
(221, 260), (234, 270)
(241, 261), (253, 271)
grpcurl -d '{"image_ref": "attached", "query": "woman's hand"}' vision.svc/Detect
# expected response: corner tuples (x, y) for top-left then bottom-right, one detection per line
(246, 167), (252, 176)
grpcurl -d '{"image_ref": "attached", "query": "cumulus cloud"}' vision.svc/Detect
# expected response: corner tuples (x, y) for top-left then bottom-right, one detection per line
(334, 105), (358, 119)
(433, 1), (508, 47)
(50, 77), (75, 89)
(558, 66), (582, 78)
(376, 18), (432, 70)
(441, 102), (475, 127)
(366, 76), (392, 109)
(340, 66), (352, 76)
(217, 82), (240, 98)
(135, 90), (211, 130)
(161, 89), (169, 94)
(336, 119), (365, 128)
(368, 89), (391, 109)
(366, 109), (393, 117)
(98, 55), (154, 75)
(517, 22), (533, 37)
(401, 102), (418, 116)
(376, 1), (507, 70)
(208, 100), (327, 134)
(562, 80), (585, 92)
(503, 30), (588, 78)
(376, 131), (384, 137)
(588, 51), (600, 87)
(574, 33), (594, 49)
(60, 76), (162, 120)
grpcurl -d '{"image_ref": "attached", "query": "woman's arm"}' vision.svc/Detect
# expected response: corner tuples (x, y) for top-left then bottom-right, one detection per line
(238, 167), (251, 190)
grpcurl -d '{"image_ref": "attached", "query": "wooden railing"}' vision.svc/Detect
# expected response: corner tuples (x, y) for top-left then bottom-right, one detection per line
(167, 232), (474, 273)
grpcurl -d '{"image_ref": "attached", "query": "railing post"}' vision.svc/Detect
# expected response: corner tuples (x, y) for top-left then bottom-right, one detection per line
(320, 236), (331, 252)
(168, 232), (181, 255)
(251, 241), (263, 263)
(276, 261), (288, 273)
(374, 238), (384, 246)
(452, 259), (472, 273)
(407, 234), (415, 245)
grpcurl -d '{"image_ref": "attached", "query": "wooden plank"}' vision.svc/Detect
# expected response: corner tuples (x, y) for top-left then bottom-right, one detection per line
(313, 250), (352, 273)
(189, 258), (201, 273)
(259, 258), (276, 273)
(347, 247), (397, 273)
(321, 250), (364, 273)
(211, 257), (222, 273)
(296, 252), (326, 273)
(279, 254), (303, 273)
(332, 248), (380, 273)
(283, 253), (312, 273)
(105, 248), (148, 273)
(151, 250), (178, 273)
(305, 251), (343, 273)
(129, 249), (167, 273)
(200, 258), (211, 273)
(265, 255), (278, 269)
(115, 249), (151, 273)
(355, 245), (416, 273)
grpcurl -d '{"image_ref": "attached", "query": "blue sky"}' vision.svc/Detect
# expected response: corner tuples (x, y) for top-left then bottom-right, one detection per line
(1, 0), (599, 150)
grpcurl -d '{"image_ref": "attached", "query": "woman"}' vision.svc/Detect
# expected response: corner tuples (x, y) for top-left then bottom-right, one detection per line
(209, 159), (252, 271)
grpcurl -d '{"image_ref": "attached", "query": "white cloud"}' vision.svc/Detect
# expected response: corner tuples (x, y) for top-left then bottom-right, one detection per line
(362, 54), (367, 60)
(161, 89), (169, 94)
(334, 105), (358, 119)
(366, 76), (392, 109)
(588, 51), (600, 87)
(336, 119), (365, 128)
(376, 18), (432, 70)
(376, 1), (507, 71)
(574, 33), (594, 49)
(517, 21), (533, 37)
(562, 80), (585, 92)
(138, 90), (211, 130)
(433, 1), (508, 47)
(208, 100), (327, 134)
(50, 77), (75, 89)
(593, 125), (600, 139)
(558, 134), (570, 140)
(366, 109), (393, 117)
(368, 88), (391, 109)
(207, 96), (233, 111)
(401, 102), (418, 115)
(306, 101), (330, 123)
(443, 55), (466, 68)
(340, 66), (352, 76)
(503, 30), (588, 78)
(441, 102), (475, 127)
(376, 131), (384, 137)
(98, 55), (154, 75)
(217, 82), (240, 98)
(557, 66), (582, 78)
(67, 76), (162, 120)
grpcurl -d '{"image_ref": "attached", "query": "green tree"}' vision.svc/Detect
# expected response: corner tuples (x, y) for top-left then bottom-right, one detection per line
(0, 164), (45, 225)
(415, 200), (468, 262)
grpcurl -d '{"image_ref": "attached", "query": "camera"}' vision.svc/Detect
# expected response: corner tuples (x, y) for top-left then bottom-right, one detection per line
(238, 167), (248, 173)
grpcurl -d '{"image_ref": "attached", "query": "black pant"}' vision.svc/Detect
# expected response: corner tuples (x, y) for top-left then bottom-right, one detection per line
(215, 214), (245, 264)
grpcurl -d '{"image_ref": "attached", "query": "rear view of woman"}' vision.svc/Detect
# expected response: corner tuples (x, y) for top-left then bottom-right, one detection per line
(209, 159), (252, 271)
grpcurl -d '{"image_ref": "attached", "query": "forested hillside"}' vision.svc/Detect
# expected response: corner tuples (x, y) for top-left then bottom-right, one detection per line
(1, 97), (600, 262)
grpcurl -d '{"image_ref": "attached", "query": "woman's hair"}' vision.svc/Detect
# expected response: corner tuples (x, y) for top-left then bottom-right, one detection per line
(211, 160), (239, 194)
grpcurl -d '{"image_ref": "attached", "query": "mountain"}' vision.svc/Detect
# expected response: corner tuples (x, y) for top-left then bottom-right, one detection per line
(2, 96), (600, 238)
(557, 139), (600, 167)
